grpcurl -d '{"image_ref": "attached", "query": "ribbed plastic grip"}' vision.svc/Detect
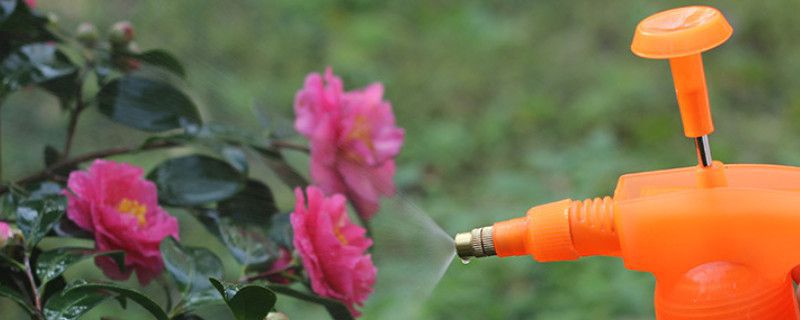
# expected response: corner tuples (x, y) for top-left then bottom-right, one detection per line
(528, 200), (579, 262)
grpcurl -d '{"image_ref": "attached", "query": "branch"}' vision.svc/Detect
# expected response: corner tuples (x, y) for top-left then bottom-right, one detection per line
(0, 140), (178, 194)
(0, 138), (305, 195)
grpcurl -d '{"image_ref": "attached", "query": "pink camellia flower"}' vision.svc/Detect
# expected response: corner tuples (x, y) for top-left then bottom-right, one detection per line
(294, 68), (404, 220)
(0, 222), (13, 248)
(64, 160), (179, 286)
(290, 186), (376, 317)
(24, 0), (36, 8)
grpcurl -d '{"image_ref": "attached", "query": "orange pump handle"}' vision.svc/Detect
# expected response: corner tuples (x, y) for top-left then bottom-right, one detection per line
(631, 6), (732, 138)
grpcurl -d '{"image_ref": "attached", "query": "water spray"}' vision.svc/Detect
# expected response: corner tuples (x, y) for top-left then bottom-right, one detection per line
(455, 6), (800, 319)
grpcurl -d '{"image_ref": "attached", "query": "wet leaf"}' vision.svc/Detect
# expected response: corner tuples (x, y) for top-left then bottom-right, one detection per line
(209, 278), (276, 320)
(97, 75), (201, 132)
(0, 0), (56, 59)
(16, 196), (65, 249)
(197, 209), (279, 268)
(35, 248), (124, 287)
(148, 154), (245, 206)
(1, 43), (78, 100)
(218, 180), (278, 224)
(267, 213), (293, 250)
(44, 281), (169, 320)
(170, 288), (222, 317)
(160, 236), (223, 294)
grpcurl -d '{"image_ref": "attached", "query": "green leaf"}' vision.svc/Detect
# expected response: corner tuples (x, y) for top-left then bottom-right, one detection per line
(27, 181), (62, 200)
(148, 154), (245, 206)
(35, 248), (124, 287)
(97, 75), (201, 132)
(50, 217), (93, 239)
(252, 146), (308, 189)
(172, 313), (206, 320)
(45, 281), (169, 320)
(218, 180), (278, 225)
(265, 284), (354, 320)
(266, 285), (353, 320)
(0, 281), (33, 315)
(170, 288), (222, 317)
(16, 196), (65, 249)
(0, 191), (19, 220)
(0, 43), (78, 100)
(209, 278), (276, 320)
(160, 237), (223, 294)
(0, 0), (56, 59)
(196, 209), (279, 268)
(267, 213), (293, 250)
(126, 49), (186, 78)
(198, 180), (283, 267)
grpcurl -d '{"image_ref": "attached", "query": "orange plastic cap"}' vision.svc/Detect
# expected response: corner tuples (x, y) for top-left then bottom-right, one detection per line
(631, 6), (732, 59)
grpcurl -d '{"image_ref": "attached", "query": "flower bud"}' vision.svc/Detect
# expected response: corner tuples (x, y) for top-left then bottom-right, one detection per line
(76, 22), (99, 47)
(0, 222), (14, 248)
(109, 21), (134, 47)
(266, 312), (289, 320)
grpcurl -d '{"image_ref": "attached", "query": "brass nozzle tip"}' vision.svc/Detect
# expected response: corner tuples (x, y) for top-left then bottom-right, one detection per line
(454, 226), (496, 261)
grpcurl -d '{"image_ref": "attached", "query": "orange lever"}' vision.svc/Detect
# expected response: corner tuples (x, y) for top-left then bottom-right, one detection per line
(631, 6), (732, 138)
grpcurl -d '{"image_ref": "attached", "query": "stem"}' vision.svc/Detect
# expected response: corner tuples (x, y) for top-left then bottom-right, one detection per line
(62, 107), (82, 159)
(23, 252), (42, 318)
(63, 73), (87, 159)
(0, 102), (4, 182)
(269, 140), (309, 154)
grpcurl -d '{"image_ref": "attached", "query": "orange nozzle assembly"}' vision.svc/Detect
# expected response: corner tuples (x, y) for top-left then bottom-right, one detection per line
(455, 6), (800, 320)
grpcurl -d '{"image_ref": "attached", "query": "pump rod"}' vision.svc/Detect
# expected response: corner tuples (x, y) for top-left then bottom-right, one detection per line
(695, 135), (712, 167)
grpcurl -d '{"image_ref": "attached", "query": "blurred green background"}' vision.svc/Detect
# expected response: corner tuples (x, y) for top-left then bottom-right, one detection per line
(4, 0), (800, 319)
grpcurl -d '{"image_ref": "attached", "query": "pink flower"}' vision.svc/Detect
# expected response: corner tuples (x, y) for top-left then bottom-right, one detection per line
(290, 187), (376, 317)
(64, 160), (179, 286)
(0, 222), (13, 248)
(24, 0), (35, 8)
(294, 68), (404, 220)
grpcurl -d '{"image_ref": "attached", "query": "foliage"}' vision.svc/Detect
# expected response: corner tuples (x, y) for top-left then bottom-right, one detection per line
(4, 0), (800, 319)
(0, 0), (362, 318)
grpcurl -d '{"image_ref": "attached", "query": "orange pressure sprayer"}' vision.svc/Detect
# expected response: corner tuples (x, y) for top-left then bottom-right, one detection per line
(454, 6), (800, 319)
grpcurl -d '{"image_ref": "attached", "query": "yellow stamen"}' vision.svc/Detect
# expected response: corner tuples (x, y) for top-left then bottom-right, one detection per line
(116, 198), (147, 226)
(344, 115), (375, 163)
(348, 116), (374, 149)
(332, 215), (349, 245)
